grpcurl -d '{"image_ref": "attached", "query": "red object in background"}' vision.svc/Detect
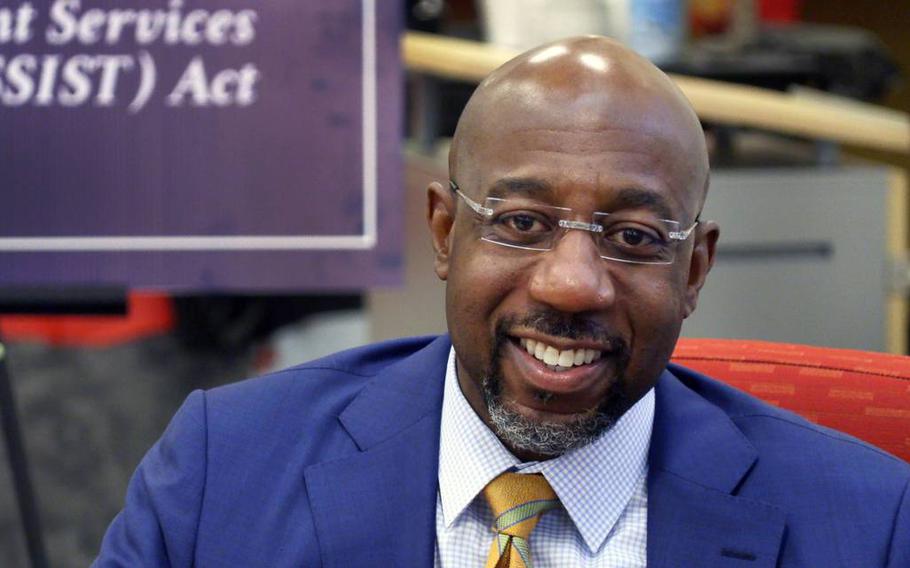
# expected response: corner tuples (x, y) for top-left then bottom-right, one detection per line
(759, 0), (802, 22)
(690, 0), (734, 37)
(672, 338), (910, 464)
(0, 292), (175, 346)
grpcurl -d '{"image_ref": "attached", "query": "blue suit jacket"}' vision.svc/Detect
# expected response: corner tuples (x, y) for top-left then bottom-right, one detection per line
(95, 335), (910, 567)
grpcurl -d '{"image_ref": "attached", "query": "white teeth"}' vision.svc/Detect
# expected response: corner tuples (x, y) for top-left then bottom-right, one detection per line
(543, 346), (559, 366)
(573, 350), (586, 365)
(518, 338), (603, 369)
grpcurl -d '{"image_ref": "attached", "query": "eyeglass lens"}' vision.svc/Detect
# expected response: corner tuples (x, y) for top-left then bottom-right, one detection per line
(477, 196), (684, 265)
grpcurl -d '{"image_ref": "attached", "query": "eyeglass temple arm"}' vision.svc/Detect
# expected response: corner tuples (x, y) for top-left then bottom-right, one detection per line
(450, 180), (493, 216)
(669, 221), (699, 241)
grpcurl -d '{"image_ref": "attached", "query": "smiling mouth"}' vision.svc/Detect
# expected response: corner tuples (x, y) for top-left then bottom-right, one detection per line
(517, 337), (603, 371)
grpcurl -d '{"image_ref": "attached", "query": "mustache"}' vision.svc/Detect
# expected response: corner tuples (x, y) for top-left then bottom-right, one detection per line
(486, 309), (632, 423)
(500, 310), (629, 355)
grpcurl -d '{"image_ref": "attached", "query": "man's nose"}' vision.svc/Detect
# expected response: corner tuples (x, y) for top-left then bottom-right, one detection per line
(527, 229), (616, 313)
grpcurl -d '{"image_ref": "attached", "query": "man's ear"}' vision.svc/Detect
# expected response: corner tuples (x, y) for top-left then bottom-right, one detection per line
(683, 220), (719, 318)
(427, 181), (456, 281)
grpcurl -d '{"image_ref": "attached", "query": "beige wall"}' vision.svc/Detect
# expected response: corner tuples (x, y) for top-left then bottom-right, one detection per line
(368, 150), (448, 342)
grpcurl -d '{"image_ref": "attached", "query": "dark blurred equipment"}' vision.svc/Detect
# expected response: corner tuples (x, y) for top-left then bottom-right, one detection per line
(0, 292), (174, 347)
(0, 286), (128, 568)
(666, 24), (900, 101)
(407, 0), (443, 32)
(0, 286), (127, 316)
(0, 290), (362, 567)
(0, 344), (47, 568)
(173, 294), (362, 355)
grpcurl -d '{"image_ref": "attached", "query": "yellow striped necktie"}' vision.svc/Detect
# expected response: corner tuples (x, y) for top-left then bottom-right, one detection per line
(482, 473), (560, 568)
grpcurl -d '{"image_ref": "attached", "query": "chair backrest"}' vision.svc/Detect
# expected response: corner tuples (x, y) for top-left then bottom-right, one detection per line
(671, 338), (910, 464)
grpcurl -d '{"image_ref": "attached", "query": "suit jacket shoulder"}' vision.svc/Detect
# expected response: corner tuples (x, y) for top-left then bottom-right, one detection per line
(94, 335), (447, 568)
(204, 334), (438, 449)
(650, 363), (910, 568)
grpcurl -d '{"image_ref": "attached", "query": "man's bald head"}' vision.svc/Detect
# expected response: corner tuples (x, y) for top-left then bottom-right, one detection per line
(450, 36), (709, 212)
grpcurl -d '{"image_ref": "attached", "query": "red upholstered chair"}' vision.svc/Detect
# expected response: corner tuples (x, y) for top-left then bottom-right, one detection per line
(671, 338), (910, 464)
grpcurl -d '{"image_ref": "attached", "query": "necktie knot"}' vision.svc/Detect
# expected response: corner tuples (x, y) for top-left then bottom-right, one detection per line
(482, 473), (560, 568)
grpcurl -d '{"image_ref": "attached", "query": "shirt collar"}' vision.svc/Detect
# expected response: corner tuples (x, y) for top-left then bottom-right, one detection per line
(437, 347), (654, 553)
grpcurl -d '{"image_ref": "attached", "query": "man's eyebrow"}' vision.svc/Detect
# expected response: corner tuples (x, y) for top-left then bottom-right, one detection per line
(481, 179), (684, 221)
(607, 187), (679, 221)
(485, 177), (554, 199)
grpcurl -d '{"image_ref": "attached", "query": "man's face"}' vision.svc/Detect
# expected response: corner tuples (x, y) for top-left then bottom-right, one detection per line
(429, 61), (716, 460)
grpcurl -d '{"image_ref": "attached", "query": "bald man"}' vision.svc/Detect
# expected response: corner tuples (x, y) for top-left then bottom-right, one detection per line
(95, 38), (910, 568)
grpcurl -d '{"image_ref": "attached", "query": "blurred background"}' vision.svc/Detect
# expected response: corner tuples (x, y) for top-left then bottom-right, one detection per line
(0, 0), (909, 565)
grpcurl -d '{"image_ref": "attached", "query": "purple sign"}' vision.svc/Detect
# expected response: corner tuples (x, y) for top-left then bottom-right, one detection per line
(0, 0), (402, 291)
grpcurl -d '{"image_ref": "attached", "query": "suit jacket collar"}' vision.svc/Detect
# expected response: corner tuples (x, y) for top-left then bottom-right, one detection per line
(650, 368), (758, 493)
(304, 335), (449, 568)
(647, 368), (786, 567)
(337, 335), (450, 451)
(305, 338), (787, 567)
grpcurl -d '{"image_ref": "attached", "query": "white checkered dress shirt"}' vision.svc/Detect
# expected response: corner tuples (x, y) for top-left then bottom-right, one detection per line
(435, 348), (653, 567)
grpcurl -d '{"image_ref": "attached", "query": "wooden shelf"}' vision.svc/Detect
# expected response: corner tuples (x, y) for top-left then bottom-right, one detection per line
(402, 32), (910, 155)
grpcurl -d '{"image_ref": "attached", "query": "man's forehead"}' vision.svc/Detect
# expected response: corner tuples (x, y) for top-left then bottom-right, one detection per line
(450, 36), (709, 213)
(476, 170), (690, 220)
(462, 121), (702, 221)
(480, 176), (681, 221)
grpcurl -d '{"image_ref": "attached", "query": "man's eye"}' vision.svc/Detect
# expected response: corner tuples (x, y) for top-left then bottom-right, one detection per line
(608, 226), (662, 247)
(501, 213), (548, 233)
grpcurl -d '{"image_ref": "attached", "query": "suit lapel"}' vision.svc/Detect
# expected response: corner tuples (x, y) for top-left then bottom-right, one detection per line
(647, 370), (786, 568)
(304, 336), (450, 568)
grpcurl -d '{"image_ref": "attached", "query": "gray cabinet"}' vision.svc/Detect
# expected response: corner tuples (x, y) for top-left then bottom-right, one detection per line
(683, 167), (907, 353)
